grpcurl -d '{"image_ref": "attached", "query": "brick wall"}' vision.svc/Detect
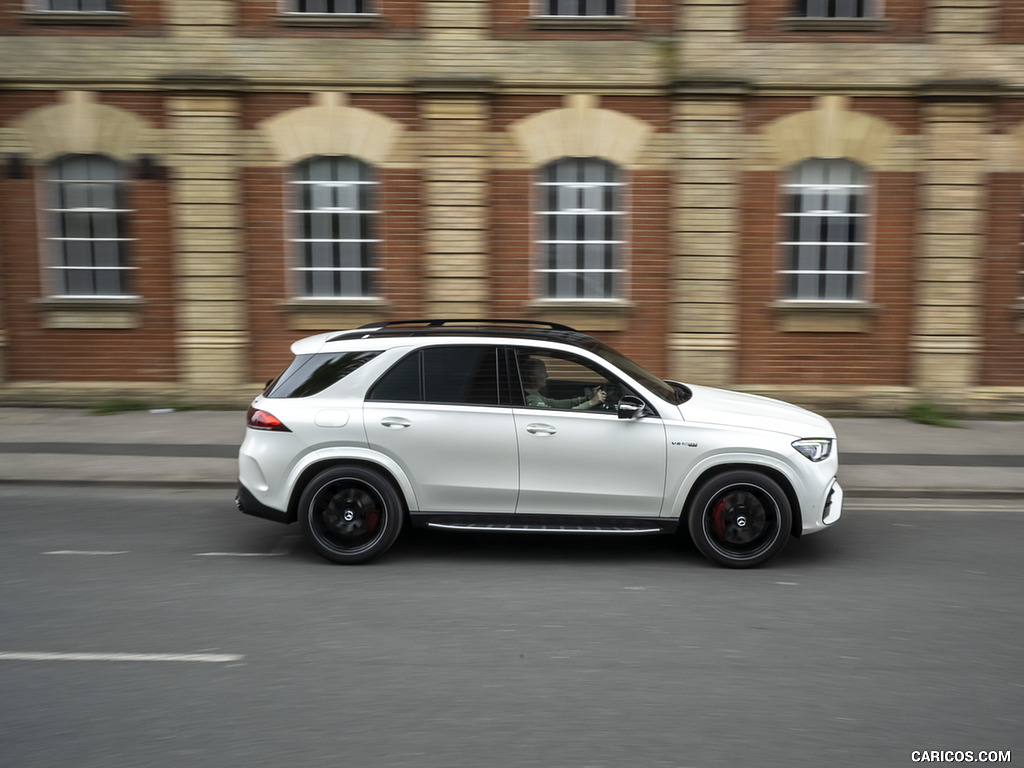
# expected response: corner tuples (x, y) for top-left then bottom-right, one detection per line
(0, 163), (178, 382)
(981, 172), (1024, 386)
(995, 0), (1024, 43)
(737, 169), (917, 386)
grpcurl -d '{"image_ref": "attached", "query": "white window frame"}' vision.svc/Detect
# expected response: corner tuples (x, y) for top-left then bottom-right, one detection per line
(796, 0), (882, 18)
(291, 156), (380, 299)
(536, 158), (626, 300)
(534, 0), (628, 19)
(31, 0), (116, 11)
(284, 0), (373, 14)
(779, 158), (870, 303)
(46, 154), (134, 298)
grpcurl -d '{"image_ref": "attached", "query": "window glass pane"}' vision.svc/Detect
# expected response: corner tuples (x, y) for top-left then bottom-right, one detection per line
(92, 211), (119, 241)
(95, 268), (122, 296)
(267, 351), (382, 398)
(62, 240), (89, 269)
(782, 158), (868, 301)
(93, 240), (121, 269)
(419, 347), (500, 405)
(66, 268), (93, 295)
(293, 156), (376, 298)
(50, 154), (127, 296)
(538, 157), (622, 299)
(517, 350), (621, 412)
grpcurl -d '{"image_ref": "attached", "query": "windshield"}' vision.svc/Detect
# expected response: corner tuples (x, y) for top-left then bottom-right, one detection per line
(586, 340), (686, 405)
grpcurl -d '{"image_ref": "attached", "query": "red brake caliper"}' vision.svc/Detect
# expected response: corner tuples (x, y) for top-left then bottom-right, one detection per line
(711, 498), (727, 540)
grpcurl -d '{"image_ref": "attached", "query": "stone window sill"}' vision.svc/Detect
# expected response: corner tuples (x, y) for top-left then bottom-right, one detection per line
(284, 297), (390, 332)
(39, 296), (143, 329)
(781, 17), (890, 33)
(275, 13), (382, 28)
(530, 16), (635, 31)
(526, 299), (634, 332)
(772, 301), (878, 333)
(19, 11), (129, 25)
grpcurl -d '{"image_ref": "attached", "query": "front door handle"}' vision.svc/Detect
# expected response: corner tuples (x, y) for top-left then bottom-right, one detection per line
(526, 423), (557, 436)
(380, 417), (412, 429)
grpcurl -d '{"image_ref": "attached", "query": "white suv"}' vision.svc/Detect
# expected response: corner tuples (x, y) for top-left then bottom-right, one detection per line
(236, 319), (842, 568)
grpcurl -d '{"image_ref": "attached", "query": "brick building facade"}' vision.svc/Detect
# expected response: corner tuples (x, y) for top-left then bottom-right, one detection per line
(0, 0), (1022, 412)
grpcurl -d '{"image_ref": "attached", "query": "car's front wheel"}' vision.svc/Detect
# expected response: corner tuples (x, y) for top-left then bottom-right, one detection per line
(298, 466), (404, 564)
(687, 470), (792, 568)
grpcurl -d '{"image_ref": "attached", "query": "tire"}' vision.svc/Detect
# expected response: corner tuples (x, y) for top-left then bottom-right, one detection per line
(298, 466), (404, 564)
(687, 470), (792, 568)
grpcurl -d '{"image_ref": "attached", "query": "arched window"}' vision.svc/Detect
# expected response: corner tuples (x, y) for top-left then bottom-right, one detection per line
(292, 156), (378, 298)
(49, 153), (130, 297)
(538, 158), (623, 299)
(781, 158), (869, 301)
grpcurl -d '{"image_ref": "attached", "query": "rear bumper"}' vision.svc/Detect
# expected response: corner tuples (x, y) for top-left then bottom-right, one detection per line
(235, 483), (293, 525)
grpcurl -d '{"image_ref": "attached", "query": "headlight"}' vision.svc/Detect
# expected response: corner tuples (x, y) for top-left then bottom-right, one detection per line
(792, 438), (833, 462)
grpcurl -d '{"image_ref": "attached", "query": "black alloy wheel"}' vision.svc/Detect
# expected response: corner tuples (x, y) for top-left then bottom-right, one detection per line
(688, 470), (792, 568)
(299, 466), (404, 564)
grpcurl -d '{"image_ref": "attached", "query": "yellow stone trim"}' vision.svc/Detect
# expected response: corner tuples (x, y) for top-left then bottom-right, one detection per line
(14, 91), (150, 162)
(509, 94), (654, 168)
(258, 92), (403, 165)
(760, 96), (897, 169)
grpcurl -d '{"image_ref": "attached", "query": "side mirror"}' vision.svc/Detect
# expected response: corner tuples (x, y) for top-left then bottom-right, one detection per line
(617, 395), (647, 420)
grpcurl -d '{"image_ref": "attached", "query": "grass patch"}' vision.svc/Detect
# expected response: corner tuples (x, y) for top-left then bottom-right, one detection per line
(904, 403), (961, 428)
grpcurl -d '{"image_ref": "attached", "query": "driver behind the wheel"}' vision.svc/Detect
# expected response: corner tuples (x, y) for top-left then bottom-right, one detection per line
(522, 357), (606, 410)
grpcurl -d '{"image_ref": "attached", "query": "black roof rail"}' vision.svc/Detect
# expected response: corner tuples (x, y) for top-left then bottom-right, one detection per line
(355, 319), (579, 333)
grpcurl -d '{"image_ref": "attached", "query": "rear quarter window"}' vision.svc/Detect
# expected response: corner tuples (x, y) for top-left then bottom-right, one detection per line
(265, 351), (382, 398)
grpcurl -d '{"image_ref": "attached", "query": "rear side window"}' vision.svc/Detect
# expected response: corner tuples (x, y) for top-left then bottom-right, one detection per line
(265, 351), (381, 398)
(367, 346), (503, 406)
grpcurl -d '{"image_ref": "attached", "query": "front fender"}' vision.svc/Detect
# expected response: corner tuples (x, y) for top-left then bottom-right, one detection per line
(666, 450), (801, 521)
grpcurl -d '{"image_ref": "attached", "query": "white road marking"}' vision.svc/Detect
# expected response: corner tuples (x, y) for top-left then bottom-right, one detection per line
(44, 550), (128, 556)
(195, 534), (300, 558)
(0, 652), (244, 663)
(194, 552), (284, 557)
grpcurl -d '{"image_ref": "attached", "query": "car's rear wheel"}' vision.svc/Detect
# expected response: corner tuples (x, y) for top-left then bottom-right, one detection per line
(688, 470), (792, 568)
(299, 466), (403, 564)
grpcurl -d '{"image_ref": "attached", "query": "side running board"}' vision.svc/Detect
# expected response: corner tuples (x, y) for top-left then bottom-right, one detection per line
(427, 522), (669, 535)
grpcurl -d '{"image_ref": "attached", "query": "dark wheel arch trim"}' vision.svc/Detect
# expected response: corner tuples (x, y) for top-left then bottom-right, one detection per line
(681, 463), (802, 538)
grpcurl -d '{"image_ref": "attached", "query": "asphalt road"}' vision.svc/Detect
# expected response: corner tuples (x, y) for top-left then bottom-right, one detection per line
(1, 487), (1020, 768)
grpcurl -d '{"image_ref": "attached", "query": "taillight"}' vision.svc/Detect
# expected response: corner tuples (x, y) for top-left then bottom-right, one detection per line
(247, 407), (291, 432)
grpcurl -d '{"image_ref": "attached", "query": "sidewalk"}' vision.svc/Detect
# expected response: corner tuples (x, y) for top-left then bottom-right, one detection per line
(0, 408), (1022, 497)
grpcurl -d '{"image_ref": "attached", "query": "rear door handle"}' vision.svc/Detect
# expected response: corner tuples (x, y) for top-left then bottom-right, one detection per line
(526, 423), (557, 436)
(380, 417), (412, 429)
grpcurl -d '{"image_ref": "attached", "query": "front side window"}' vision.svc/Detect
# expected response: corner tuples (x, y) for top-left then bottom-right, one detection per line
(368, 346), (504, 406)
(291, 0), (371, 13)
(538, 157), (623, 299)
(796, 0), (875, 18)
(49, 154), (131, 297)
(292, 156), (378, 298)
(540, 0), (621, 16)
(35, 0), (115, 10)
(781, 158), (868, 301)
(515, 349), (624, 413)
